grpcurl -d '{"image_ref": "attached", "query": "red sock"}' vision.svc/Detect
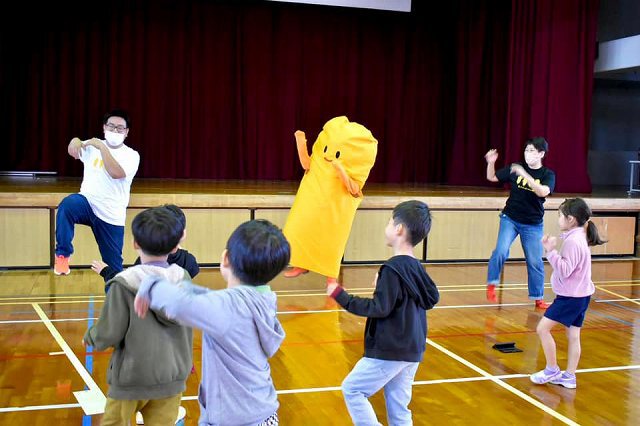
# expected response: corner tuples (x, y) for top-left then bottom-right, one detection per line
(486, 284), (497, 303)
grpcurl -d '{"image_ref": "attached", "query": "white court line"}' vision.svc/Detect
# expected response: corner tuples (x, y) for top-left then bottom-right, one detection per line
(596, 286), (640, 306)
(0, 403), (81, 413)
(0, 279), (637, 306)
(596, 298), (640, 303)
(426, 338), (579, 426)
(1, 295), (631, 325)
(49, 351), (65, 356)
(2, 364), (638, 413)
(0, 301), (538, 325)
(31, 303), (106, 415)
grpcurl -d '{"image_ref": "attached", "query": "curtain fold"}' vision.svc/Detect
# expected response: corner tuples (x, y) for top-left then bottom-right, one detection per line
(1, 0), (599, 192)
(505, 0), (599, 192)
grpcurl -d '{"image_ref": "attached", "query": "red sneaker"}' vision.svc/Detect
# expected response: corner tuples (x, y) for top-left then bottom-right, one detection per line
(54, 255), (71, 275)
(486, 284), (497, 303)
(283, 267), (308, 278)
(535, 300), (551, 309)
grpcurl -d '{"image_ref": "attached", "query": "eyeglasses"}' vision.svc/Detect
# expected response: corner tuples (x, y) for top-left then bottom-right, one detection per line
(105, 123), (128, 133)
(524, 149), (538, 153)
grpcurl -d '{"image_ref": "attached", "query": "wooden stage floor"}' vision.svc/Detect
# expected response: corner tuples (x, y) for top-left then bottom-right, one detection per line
(0, 259), (639, 425)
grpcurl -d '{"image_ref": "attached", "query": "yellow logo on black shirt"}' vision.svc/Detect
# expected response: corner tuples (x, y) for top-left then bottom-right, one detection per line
(516, 176), (540, 192)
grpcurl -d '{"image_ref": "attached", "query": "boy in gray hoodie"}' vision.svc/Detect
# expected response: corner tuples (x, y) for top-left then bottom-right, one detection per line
(134, 219), (290, 426)
(83, 207), (193, 425)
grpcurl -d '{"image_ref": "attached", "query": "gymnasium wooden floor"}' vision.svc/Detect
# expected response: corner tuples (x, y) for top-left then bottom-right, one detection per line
(0, 259), (638, 425)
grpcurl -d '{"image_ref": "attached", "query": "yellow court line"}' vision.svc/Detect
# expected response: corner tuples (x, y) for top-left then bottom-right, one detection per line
(0, 300), (104, 306)
(31, 303), (106, 415)
(0, 295), (106, 302)
(596, 286), (640, 306)
(426, 338), (580, 426)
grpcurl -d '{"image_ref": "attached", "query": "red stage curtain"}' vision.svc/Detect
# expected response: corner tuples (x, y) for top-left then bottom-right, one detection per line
(1, 0), (598, 192)
(503, 0), (600, 193)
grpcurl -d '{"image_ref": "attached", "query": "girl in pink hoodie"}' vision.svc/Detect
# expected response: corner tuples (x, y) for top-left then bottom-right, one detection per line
(530, 198), (606, 389)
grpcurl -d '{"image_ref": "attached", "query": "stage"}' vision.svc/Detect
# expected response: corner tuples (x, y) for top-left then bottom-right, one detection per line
(0, 177), (638, 268)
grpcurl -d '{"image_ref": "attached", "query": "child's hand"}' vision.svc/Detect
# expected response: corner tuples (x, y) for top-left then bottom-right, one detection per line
(542, 234), (557, 252)
(91, 260), (108, 274)
(326, 282), (339, 296)
(485, 149), (498, 163)
(134, 294), (150, 318)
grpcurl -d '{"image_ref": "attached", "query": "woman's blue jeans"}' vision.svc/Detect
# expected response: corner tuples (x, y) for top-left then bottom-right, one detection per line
(487, 213), (545, 300)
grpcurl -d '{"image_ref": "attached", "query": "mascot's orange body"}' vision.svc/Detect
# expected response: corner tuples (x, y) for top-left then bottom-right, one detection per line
(283, 116), (378, 279)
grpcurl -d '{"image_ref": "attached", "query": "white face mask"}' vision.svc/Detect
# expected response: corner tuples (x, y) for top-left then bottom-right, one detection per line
(104, 131), (126, 147)
(524, 152), (537, 164)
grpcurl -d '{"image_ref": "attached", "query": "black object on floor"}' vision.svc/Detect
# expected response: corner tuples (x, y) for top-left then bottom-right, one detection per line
(492, 342), (523, 353)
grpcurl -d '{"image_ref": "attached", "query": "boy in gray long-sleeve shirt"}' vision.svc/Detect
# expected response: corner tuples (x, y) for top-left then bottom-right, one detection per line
(134, 219), (290, 426)
(83, 207), (192, 426)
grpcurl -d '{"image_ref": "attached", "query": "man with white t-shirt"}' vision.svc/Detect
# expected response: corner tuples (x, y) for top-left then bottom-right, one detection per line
(54, 109), (140, 279)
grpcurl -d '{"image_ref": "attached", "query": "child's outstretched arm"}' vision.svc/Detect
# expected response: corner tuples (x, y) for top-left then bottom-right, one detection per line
(92, 260), (119, 282)
(327, 270), (400, 318)
(135, 277), (232, 338)
(332, 160), (363, 197)
(295, 130), (311, 171)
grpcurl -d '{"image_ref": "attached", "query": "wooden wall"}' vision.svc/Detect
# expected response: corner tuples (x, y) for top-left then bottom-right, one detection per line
(0, 205), (636, 268)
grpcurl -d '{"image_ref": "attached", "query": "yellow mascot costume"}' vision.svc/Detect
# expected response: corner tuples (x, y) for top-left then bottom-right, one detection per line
(283, 116), (378, 283)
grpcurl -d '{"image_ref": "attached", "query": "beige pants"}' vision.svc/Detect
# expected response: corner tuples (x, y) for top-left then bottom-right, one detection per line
(100, 394), (181, 426)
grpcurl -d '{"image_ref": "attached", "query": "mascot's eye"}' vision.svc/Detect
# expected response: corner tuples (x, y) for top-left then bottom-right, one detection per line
(323, 146), (327, 153)
(335, 151), (341, 159)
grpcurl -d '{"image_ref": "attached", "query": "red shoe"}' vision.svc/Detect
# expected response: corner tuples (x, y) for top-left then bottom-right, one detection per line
(283, 267), (308, 278)
(535, 300), (551, 309)
(54, 255), (71, 275)
(486, 284), (497, 303)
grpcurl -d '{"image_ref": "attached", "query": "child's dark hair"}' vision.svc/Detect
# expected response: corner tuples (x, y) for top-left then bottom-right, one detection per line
(392, 200), (432, 246)
(103, 108), (131, 129)
(131, 207), (183, 256)
(558, 198), (606, 246)
(162, 204), (186, 233)
(226, 219), (291, 285)
(525, 137), (548, 153)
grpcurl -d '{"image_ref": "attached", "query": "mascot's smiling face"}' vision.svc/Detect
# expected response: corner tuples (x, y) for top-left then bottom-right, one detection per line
(311, 116), (378, 184)
(322, 144), (341, 162)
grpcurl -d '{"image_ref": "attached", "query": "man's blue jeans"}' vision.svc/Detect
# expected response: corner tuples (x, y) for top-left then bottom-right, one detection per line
(487, 213), (545, 300)
(342, 357), (419, 426)
(55, 194), (125, 273)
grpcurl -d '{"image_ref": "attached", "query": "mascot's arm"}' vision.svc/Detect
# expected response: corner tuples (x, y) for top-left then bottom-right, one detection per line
(332, 160), (363, 197)
(294, 130), (311, 171)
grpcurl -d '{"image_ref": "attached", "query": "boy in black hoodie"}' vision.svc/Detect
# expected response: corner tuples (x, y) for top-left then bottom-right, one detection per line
(327, 200), (439, 425)
(92, 204), (199, 292)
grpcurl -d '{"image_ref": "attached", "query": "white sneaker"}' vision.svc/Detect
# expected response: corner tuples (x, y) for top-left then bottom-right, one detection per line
(136, 406), (186, 425)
